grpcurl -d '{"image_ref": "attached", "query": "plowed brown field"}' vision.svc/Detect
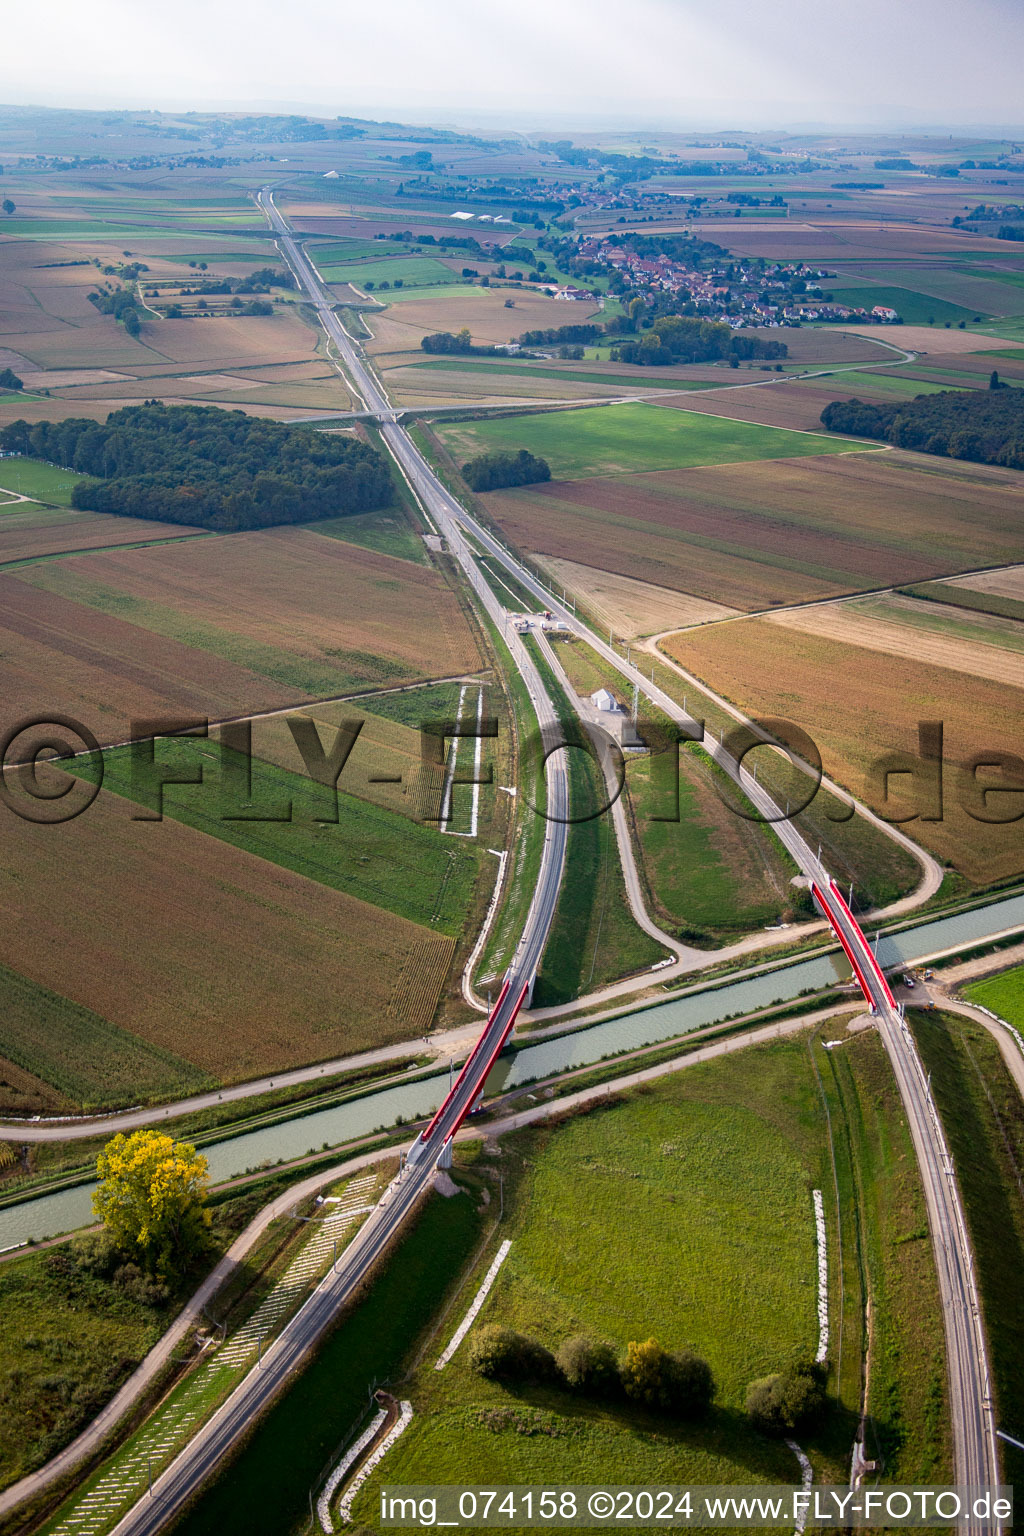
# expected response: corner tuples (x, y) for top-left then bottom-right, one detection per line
(484, 451), (1024, 611)
(0, 788), (454, 1082)
(0, 508), (205, 564)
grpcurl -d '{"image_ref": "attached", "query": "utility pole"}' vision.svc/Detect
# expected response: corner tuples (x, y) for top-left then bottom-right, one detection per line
(257, 1331), (263, 1369)
(499, 1171), (504, 1220)
(148, 1458), (153, 1498)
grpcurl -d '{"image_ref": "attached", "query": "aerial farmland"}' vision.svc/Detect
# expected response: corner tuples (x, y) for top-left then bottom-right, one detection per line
(0, 69), (1023, 1536)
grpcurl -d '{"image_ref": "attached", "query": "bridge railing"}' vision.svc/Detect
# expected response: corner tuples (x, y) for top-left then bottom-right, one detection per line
(827, 879), (898, 1009)
(419, 978), (512, 1145)
(811, 882), (878, 1009)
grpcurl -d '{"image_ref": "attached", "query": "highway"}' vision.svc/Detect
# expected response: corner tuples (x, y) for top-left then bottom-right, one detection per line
(101, 190), (997, 1534)
(100, 193), (571, 1536)
(254, 187), (1004, 1515)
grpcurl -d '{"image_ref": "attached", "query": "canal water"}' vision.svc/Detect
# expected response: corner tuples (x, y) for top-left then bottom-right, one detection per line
(3, 890), (1023, 1249)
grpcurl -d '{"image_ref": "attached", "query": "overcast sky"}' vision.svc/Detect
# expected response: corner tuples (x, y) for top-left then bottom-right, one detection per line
(5, 0), (1023, 131)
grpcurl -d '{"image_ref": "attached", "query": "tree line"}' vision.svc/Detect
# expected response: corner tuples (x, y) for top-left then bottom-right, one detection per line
(0, 404), (393, 532)
(820, 386), (1024, 469)
(470, 1325), (827, 1435)
(611, 314), (787, 367)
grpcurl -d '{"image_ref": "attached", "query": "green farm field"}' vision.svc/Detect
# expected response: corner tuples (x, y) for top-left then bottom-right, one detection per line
(797, 369), (966, 399)
(70, 738), (480, 936)
(0, 457), (86, 506)
(320, 255), (459, 288)
(350, 1028), (950, 1517)
(375, 281), (483, 304)
(962, 964), (1024, 1027)
(436, 402), (870, 480)
(910, 1010), (1024, 1488)
(819, 284), (983, 326)
(307, 508), (427, 563)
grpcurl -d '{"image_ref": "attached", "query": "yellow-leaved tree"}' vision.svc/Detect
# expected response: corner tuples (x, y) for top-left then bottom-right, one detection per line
(93, 1129), (210, 1274)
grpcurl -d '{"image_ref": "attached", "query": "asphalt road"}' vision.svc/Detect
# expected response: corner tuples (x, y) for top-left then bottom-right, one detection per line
(99, 190), (571, 1536)
(103, 190), (998, 1534)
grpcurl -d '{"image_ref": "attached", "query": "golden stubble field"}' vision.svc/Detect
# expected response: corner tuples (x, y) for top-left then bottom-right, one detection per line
(364, 288), (602, 352)
(662, 616), (1024, 882)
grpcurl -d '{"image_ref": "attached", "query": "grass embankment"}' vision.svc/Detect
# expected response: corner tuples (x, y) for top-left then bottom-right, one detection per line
(170, 1191), (484, 1536)
(644, 652), (921, 910)
(819, 1028), (951, 1479)
(554, 638), (802, 939)
(353, 1028), (951, 1518)
(472, 622), (547, 989)
(524, 638), (664, 1005)
(2, 1055), (429, 1206)
(963, 963), (1024, 1026)
(0, 1170), (333, 1498)
(70, 739), (478, 936)
(908, 1008), (1024, 1487)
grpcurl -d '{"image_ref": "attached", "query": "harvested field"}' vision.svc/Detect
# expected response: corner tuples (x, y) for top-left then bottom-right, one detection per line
(955, 565), (1024, 602)
(364, 289), (601, 350)
(681, 224), (1016, 263)
(436, 401), (864, 480)
(0, 962), (210, 1113)
(0, 506), (208, 565)
(480, 451), (1024, 611)
(838, 325), (1019, 355)
(0, 572), (317, 745)
(384, 365), (614, 406)
(531, 554), (739, 637)
(13, 529), (482, 733)
(653, 381), (875, 431)
(663, 619), (1024, 883)
(0, 788), (457, 1088)
(734, 327), (896, 364)
(764, 598), (1024, 687)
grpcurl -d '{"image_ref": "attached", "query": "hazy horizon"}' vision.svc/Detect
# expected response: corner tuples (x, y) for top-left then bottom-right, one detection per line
(6, 0), (1023, 134)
